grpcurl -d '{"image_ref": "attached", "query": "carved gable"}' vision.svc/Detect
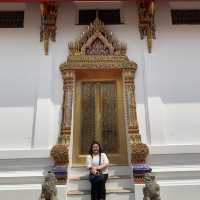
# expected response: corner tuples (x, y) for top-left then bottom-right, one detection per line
(60, 17), (137, 70)
(68, 17), (126, 56)
(85, 37), (111, 56)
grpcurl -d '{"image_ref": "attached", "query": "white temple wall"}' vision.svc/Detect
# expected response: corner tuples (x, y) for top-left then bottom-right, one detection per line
(145, 0), (200, 149)
(1, 1), (200, 154)
(0, 1), (200, 200)
(0, 3), (39, 149)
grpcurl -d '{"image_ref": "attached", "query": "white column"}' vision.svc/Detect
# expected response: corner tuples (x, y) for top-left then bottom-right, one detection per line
(143, 50), (166, 146)
(32, 55), (54, 148)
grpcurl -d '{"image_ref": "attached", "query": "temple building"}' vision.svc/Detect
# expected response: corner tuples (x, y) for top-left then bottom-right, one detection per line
(0, 0), (200, 200)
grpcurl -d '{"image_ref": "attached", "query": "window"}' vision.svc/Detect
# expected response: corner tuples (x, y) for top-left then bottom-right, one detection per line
(171, 9), (200, 25)
(78, 9), (121, 25)
(0, 11), (24, 28)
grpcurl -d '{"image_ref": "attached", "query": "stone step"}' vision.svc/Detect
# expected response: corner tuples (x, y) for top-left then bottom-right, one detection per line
(69, 175), (132, 180)
(67, 188), (135, 200)
(68, 175), (134, 191)
(69, 165), (132, 177)
(0, 171), (43, 185)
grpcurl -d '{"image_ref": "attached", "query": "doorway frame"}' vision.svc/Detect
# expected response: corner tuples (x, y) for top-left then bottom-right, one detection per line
(72, 69), (128, 165)
(58, 17), (140, 167)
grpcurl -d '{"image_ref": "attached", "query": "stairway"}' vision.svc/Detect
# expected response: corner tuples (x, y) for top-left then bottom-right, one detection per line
(67, 165), (135, 200)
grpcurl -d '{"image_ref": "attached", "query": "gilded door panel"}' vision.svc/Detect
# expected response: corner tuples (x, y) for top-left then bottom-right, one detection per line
(101, 82), (118, 153)
(81, 82), (96, 154)
(73, 71), (128, 165)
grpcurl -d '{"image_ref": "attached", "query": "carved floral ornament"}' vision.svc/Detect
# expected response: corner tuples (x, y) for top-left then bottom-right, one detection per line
(39, 1), (156, 55)
(60, 16), (137, 71)
(137, 0), (156, 53)
(40, 2), (58, 55)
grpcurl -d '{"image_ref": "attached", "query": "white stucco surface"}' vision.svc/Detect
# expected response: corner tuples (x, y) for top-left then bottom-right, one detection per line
(1, 1), (200, 151)
(0, 1), (200, 199)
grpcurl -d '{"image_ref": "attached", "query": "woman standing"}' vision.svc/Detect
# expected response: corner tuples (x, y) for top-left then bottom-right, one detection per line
(87, 141), (109, 200)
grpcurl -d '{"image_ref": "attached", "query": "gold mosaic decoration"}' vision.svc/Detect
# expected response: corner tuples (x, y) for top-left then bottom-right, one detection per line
(137, 0), (156, 53)
(40, 2), (58, 55)
(60, 16), (137, 71)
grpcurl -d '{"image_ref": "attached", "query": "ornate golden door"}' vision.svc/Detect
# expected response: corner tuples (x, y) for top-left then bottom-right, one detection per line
(56, 17), (140, 168)
(73, 70), (128, 164)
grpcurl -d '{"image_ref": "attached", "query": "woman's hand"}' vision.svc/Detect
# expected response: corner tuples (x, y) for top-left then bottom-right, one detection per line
(96, 166), (101, 171)
(97, 162), (109, 171)
(90, 166), (97, 175)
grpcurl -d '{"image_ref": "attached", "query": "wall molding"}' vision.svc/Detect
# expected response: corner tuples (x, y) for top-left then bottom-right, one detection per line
(0, 145), (200, 159)
(149, 144), (200, 154)
(0, 148), (50, 159)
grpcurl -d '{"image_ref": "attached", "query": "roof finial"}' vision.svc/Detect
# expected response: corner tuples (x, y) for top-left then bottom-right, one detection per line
(96, 9), (99, 19)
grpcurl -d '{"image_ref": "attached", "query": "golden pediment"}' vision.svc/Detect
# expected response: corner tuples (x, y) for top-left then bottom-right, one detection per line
(60, 17), (137, 71)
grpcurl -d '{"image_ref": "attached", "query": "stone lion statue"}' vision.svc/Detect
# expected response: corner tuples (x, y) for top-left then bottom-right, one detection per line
(143, 173), (161, 200)
(39, 171), (58, 200)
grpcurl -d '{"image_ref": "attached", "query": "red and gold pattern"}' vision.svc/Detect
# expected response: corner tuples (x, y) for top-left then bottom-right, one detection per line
(40, 2), (58, 55)
(137, 0), (156, 53)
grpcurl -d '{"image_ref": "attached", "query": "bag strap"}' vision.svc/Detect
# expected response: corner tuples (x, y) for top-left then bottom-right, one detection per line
(99, 153), (101, 166)
(91, 153), (101, 166)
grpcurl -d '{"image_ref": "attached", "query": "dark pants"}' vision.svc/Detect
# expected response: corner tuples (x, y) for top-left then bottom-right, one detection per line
(91, 174), (108, 200)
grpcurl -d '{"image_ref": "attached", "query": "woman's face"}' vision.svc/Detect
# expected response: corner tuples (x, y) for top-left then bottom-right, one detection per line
(92, 143), (100, 154)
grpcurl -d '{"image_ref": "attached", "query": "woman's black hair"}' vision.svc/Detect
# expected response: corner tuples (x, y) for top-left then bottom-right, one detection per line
(89, 141), (102, 157)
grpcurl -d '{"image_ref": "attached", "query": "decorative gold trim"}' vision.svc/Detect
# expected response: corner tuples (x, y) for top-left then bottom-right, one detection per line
(73, 72), (128, 165)
(123, 68), (150, 183)
(60, 16), (136, 71)
(68, 17), (126, 56)
(40, 2), (58, 55)
(123, 69), (139, 143)
(137, 0), (156, 53)
(59, 70), (75, 146)
(60, 55), (137, 71)
(52, 17), (149, 182)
